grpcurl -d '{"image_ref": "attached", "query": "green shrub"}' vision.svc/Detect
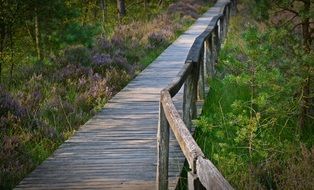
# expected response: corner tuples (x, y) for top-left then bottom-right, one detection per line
(196, 9), (313, 189)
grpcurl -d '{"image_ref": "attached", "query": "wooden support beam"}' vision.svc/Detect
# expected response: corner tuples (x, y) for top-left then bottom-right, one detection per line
(157, 100), (170, 190)
(188, 171), (206, 190)
(198, 46), (205, 101)
(196, 157), (233, 190)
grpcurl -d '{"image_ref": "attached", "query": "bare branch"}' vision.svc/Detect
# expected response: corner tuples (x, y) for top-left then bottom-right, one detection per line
(279, 14), (298, 27)
(273, 1), (299, 16)
(292, 22), (303, 31)
(291, 21), (314, 31)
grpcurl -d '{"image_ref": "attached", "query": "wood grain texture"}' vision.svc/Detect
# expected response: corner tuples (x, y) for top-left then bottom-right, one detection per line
(196, 157), (233, 190)
(14, 2), (227, 189)
(157, 102), (170, 190)
(161, 91), (204, 171)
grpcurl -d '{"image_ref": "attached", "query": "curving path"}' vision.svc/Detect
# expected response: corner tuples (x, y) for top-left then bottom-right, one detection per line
(15, 2), (229, 189)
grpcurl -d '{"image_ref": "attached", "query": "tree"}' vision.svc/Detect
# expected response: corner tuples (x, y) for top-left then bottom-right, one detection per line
(0, 0), (23, 82)
(256, 0), (314, 128)
(272, 0), (313, 128)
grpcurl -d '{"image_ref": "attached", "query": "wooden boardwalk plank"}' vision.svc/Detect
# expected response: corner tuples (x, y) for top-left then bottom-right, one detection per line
(15, 5), (224, 190)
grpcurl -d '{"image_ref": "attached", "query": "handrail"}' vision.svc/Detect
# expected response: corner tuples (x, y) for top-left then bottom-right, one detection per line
(157, 0), (236, 189)
(186, 14), (224, 63)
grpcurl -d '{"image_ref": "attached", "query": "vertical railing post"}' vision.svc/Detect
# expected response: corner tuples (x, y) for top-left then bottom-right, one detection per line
(223, 9), (228, 43)
(204, 37), (210, 76)
(183, 62), (198, 130)
(214, 25), (221, 56)
(225, 5), (230, 35)
(157, 98), (169, 190)
(188, 171), (206, 190)
(219, 15), (225, 42)
(198, 46), (205, 101)
(231, 0), (237, 16)
(211, 27), (219, 75)
(217, 19), (221, 42)
(205, 37), (214, 77)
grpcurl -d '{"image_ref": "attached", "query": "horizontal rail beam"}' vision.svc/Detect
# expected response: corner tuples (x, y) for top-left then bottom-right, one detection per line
(161, 90), (204, 169)
(196, 156), (233, 190)
(165, 62), (193, 97)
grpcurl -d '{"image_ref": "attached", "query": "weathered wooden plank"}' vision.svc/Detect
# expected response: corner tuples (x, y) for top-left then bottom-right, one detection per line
(157, 101), (170, 190)
(196, 157), (233, 190)
(161, 91), (204, 170)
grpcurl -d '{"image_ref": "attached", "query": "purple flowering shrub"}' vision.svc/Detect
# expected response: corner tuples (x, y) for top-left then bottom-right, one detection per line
(75, 72), (113, 106)
(17, 75), (46, 113)
(167, 0), (201, 19)
(56, 45), (91, 67)
(94, 37), (112, 51)
(0, 87), (32, 190)
(0, 86), (26, 119)
(105, 68), (131, 93)
(53, 64), (91, 82)
(0, 134), (33, 189)
(147, 28), (174, 47)
(91, 53), (112, 66)
(91, 35), (136, 77)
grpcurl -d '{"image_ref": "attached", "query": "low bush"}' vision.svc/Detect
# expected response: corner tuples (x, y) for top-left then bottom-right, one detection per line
(195, 3), (313, 189)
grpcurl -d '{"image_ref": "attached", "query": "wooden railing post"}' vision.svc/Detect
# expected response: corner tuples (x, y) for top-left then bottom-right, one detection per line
(205, 37), (214, 77)
(217, 19), (221, 43)
(219, 16), (225, 42)
(157, 99), (169, 190)
(204, 37), (210, 77)
(211, 28), (219, 74)
(198, 46), (205, 101)
(188, 171), (206, 190)
(231, 0), (237, 16)
(225, 6), (230, 36)
(183, 62), (198, 130)
(215, 25), (220, 57)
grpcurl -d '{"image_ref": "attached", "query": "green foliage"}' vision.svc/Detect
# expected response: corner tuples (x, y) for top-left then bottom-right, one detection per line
(196, 8), (313, 189)
(62, 45), (91, 66)
(52, 23), (100, 49)
(251, 0), (270, 20)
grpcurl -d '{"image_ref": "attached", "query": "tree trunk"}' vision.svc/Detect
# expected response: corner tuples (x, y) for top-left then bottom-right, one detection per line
(299, 0), (312, 129)
(158, 0), (163, 6)
(0, 22), (9, 83)
(0, 57), (2, 83)
(9, 30), (14, 88)
(34, 7), (42, 61)
(100, 0), (106, 34)
(117, 0), (126, 18)
(301, 0), (311, 52)
(100, 0), (106, 20)
(82, 0), (89, 25)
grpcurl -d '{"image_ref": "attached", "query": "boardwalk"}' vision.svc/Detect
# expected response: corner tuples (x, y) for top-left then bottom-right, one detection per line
(16, 3), (228, 190)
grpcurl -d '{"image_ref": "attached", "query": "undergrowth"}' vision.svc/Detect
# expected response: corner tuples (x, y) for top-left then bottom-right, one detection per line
(195, 2), (314, 189)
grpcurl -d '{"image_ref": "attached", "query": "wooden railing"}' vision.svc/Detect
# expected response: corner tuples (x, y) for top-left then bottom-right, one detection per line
(157, 0), (236, 189)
